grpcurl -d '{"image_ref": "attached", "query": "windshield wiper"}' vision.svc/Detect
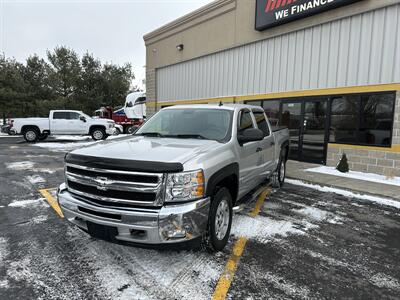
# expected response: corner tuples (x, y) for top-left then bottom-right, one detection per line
(169, 134), (209, 140)
(135, 132), (165, 137)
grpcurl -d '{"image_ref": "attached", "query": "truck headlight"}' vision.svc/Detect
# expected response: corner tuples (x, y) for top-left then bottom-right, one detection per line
(165, 170), (204, 202)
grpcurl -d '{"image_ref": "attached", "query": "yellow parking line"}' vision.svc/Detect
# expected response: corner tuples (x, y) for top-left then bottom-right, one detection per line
(250, 187), (272, 217)
(39, 188), (64, 218)
(212, 186), (271, 300)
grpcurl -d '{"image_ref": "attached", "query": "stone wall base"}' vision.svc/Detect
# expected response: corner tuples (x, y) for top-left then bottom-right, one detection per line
(327, 145), (400, 177)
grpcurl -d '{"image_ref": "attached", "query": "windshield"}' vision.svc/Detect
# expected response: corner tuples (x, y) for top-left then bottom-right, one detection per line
(135, 108), (233, 142)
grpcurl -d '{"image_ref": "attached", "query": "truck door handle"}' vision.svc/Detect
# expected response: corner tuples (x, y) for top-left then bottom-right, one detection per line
(256, 147), (262, 152)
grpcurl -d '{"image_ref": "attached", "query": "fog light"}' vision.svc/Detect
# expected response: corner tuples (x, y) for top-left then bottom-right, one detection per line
(166, 229), (186, 239)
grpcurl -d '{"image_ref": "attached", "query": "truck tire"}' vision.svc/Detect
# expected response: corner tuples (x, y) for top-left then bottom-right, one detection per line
(38, 133), (48, 141)
(271, 154), (286, 188)
(126, 125), (134, 134)
(91, 128), (106, 141)
(277, 158), (286, 186)
(23, 128), (39, 142)
(207, 187), (233, 251)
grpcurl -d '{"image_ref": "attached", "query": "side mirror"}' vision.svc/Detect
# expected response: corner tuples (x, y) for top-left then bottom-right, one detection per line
(237, 128), (264, 145)
(79, 115), (87, 122)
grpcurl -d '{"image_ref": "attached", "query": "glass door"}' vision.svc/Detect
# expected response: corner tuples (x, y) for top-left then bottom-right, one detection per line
(301, 99), (328, 164)
(281, 98), (328, 164)
(281, 102), (302, 161)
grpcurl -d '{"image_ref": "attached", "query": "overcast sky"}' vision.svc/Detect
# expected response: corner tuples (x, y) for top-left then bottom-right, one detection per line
(0, 0), (213, 87)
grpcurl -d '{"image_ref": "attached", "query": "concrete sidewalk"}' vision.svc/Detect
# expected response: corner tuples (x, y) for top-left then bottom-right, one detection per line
(286, 160), (400, 201)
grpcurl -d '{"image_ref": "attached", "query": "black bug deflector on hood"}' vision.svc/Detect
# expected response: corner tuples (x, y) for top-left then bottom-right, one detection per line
(65, 153), (184, 173)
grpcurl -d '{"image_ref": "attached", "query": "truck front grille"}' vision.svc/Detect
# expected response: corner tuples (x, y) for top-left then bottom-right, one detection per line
(65, 163), (164, 208)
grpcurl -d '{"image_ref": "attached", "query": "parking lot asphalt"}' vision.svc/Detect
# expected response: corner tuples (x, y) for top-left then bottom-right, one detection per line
(1, 135), (400, 299)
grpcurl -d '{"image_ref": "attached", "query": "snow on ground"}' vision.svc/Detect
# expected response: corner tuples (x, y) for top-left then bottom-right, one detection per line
(306, 166), (400, 187)
(231, 214), (309, 242)
(6, 161), (35, 170)
(8, 198), (47, 208)
(0, 133), (18, 138)
(25, 175), (46, 184)
(0, 237), (10, 289)
(369, 273), (400, 290)
(33, 141), (96, 151)
(65, 227), (224, 300)
(286, 179), (400, 209)
(53, 135), (92, 141)
(0, 237), (9, 263)
(231, 194), (348, 244)
(33, 134), (128, 152)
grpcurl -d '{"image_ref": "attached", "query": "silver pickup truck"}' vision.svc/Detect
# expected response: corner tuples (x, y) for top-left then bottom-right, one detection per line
(57, 104), (289, 251)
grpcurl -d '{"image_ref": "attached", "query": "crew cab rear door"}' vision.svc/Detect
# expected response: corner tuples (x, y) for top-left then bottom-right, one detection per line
(237, 109), (262, 195)
(252, 109), (276, 175)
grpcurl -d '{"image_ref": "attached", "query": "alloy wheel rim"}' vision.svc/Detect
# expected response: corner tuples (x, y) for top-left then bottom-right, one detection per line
(280, 161), (285, 182)
(93, 130), (103, 140)
(215, 198), (230, 240)
(26, 131), (36, 141)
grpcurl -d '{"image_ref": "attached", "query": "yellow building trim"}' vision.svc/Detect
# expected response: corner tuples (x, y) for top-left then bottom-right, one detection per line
(328, 143), (400, 153)
(149, 83), (400, 107)
(237, 83), (400, 102)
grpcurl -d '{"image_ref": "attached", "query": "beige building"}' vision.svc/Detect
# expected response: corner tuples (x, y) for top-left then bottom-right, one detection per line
(144, 0), (400, 176)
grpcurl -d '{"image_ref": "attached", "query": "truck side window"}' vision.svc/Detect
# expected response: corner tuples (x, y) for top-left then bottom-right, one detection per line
(238, 110), (254, 135)
(68, 112), (80, 120)
(252, 110), (270, 137)
(53, 112), (68, 119)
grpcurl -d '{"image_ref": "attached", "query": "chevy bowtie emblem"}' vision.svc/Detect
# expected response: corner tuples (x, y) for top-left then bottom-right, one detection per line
(95, 176), (111, 191)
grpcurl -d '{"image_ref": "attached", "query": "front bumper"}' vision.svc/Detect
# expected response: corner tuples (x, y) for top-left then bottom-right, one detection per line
(57, 183), (210, 244)
(105, 126), (115, 135)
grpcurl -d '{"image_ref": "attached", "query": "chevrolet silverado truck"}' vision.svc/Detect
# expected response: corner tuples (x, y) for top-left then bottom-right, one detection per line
(57, 104), (289, 251)
(11, 110), (115, 142)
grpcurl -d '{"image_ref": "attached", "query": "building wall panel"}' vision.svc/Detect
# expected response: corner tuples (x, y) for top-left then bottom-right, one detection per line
(156, 5), (400, 102)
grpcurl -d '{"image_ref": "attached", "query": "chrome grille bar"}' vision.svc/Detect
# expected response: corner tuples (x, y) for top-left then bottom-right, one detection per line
(65, 163), (165, 207)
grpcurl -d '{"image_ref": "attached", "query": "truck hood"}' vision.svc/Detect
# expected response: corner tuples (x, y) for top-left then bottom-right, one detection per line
(71, 136), (221, 165)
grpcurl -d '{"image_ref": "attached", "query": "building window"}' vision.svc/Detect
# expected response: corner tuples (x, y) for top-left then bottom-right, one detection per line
(330, 92), (395, 147)
(263, 100), (280, 126)
(359, 94), (395, 146)
(330, 95), (359, 144)
(247, 101), (262, 107)
(252, 110), (270, 136)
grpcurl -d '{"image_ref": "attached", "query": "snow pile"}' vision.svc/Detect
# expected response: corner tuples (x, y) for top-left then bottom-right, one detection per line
(306, 166), (400, 187)
(6, 161), (35, 170)
(286, 179), (400, 209)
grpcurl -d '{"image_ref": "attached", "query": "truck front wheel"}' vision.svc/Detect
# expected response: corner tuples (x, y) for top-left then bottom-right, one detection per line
(207, 187), (233, 251)
(23, 129), (39, 142)
(271, 156), (286, 188)
(91, 128), (106, 141)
